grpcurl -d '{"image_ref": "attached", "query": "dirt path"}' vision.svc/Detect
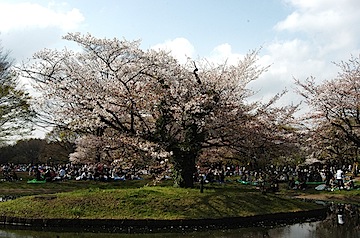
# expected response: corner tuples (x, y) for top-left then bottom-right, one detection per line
(296, 193), (345, 201)
(295, 193), (360, 204)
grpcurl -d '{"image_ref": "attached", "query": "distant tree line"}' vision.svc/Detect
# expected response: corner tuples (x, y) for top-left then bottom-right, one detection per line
(0, 138), (74, 165)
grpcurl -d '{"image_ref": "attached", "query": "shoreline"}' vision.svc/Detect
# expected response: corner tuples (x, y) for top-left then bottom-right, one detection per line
(0, 207), (328, 233)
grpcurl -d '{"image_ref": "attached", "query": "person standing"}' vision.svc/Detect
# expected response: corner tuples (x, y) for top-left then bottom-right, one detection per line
(325, 168), (333, 187)
(336, 168), (344, 189)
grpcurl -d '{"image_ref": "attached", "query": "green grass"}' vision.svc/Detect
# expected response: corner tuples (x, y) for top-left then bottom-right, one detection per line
(1, 173), (358, 220)
(0, 183), (322, 220)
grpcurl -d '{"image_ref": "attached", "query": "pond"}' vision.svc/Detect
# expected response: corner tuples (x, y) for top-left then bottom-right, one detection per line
(0, 203), (358, 238)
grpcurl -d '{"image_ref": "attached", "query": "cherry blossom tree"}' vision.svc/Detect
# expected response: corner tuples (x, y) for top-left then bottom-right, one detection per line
(307, 121), (357, 163)
(21, 33), (300, 187)
(296, 55), (360, 164)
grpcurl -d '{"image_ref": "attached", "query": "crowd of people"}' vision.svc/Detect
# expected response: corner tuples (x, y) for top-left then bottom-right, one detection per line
(200, 162), (358, 191)
(0, 161), (358, 192)
(1, 163), (146, 182)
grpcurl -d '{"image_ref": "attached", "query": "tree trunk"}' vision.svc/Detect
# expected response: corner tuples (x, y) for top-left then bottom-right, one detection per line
(172, 151), (196, 188)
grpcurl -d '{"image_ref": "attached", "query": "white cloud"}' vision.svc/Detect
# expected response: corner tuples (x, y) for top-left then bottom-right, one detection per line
(277, 0), (360, 55)
(0, 2), (85, 62)
(272, 0), (359, 84)
(248, 37), (339, 106)
(151, 38), (195, 64)
(208, 43), (244, 65)
(152, 39), (246, 67)
(245, 0), (360, 107)
(0, 2), (84, 33)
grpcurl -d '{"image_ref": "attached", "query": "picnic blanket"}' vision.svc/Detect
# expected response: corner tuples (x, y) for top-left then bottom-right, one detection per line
(27, 179), (46, 184)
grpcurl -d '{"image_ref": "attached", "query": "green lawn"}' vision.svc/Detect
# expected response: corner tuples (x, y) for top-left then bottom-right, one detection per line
(0, 174), (327, 220)
(0, 185), (323, 220)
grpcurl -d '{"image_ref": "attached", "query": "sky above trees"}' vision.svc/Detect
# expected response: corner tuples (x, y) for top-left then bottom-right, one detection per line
(0, 0), (359, 138)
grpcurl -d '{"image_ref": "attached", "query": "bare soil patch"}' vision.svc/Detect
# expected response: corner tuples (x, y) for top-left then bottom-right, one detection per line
(295, 193), (360, 204)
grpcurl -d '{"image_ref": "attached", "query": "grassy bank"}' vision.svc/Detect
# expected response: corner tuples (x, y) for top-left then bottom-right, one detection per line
(0, 185), (322, 220)
(1, 172), (359, 220)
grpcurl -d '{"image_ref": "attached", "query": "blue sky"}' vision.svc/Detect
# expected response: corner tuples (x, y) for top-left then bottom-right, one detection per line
(1, 0), (360, 137)
(0, 0), (291, 59)
(74, 0), (289, 54)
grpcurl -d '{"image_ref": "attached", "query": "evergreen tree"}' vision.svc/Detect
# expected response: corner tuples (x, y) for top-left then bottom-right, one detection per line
(0, 43), (34, 145)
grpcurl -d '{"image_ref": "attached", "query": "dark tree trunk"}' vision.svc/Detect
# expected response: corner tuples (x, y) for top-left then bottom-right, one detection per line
(154, 103), (204, 188)
(172, 151), (196, 188)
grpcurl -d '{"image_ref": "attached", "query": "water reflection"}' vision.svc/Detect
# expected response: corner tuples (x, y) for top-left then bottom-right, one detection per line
(0, 204), (359, 238)
(313, 203), (360, 238)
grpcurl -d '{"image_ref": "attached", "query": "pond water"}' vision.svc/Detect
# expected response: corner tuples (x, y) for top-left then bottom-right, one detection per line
(0, 204), (359, 238)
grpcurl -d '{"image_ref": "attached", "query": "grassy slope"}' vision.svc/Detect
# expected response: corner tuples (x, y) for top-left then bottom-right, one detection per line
(0, 184), (322, 220)
(3, 172), (358, 220)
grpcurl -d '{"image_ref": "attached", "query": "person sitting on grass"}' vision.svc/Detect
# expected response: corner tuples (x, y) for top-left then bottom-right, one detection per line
(324, 168), (333, 187)
(288, 177), (296, 189)
(297, 179), (307, 190)
(35, 166), (42, 181)
(329, 177), (337, 191)
(344, 176), (354, 190)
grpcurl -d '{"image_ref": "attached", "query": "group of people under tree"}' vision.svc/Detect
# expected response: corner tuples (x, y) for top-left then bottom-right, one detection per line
(1, 156), (358, 195)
